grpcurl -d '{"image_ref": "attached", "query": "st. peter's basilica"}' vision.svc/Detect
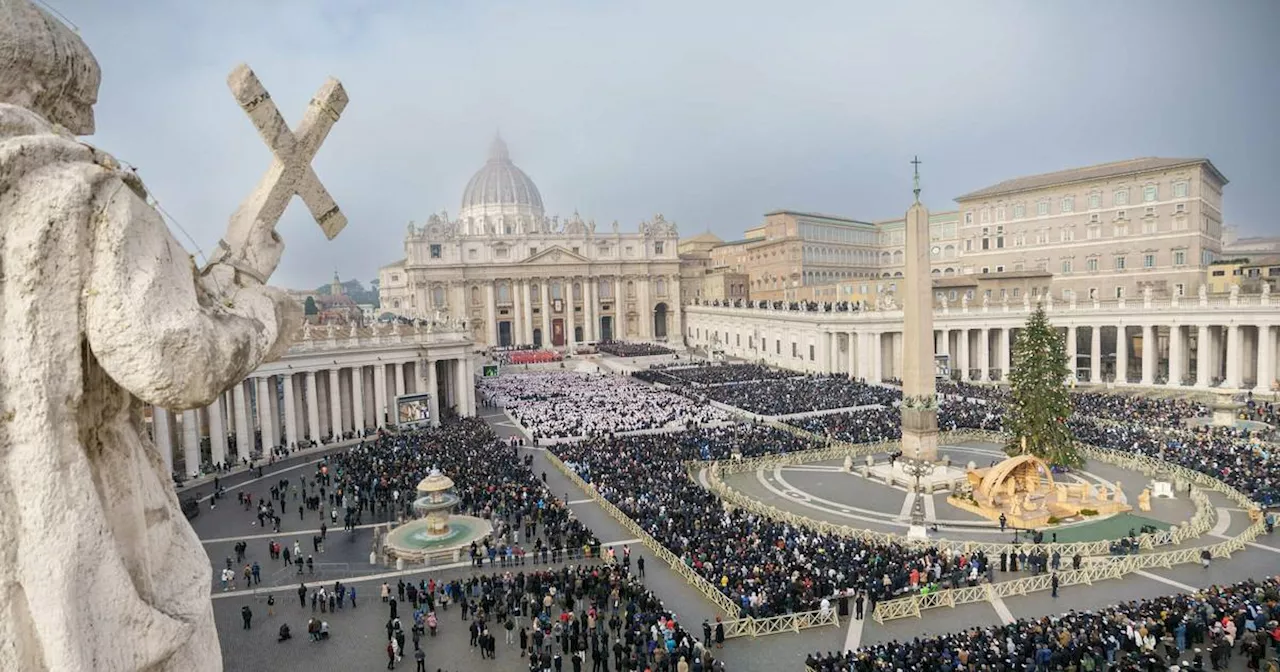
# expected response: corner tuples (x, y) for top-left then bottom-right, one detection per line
(378, 136), (682, 350)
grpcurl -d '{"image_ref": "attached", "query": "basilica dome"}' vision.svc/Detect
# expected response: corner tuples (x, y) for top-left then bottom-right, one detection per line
(459, 135), (544, 226)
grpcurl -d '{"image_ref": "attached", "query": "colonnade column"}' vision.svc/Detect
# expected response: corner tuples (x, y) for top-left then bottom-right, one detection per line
(1195, 325), (1211, 388)
(454, 357), (469, 417)
(305, 371), (321, 441)
(208, 395), (227, 466)
(153, 407), (175, 474)
(466, 358), (476, 416)
(373, 364), (387, 429)
(1141, 325), (1156, 385)
(426, 360), (440, 427)
(956, 329), (969, 381)
(828, 333), (839, 375)
(998, 328), (1011, 382)
(282, 373), (299, 447)
(1225, 324), (1242, 389)
(1065, 326), (1078, 380)
(328, 368), (344, 439)
(1257, 325), (1276, 393)
(978, 328), (990, 382)
(1169, 326), (1185, 386)
(1090, 327), (1102, 384)
(182, 409), (200, 477)
(352, 366), (366, 434)
(1115, 326), (1129, 384)
(540, 281), (552, 348)
(256, 377), (276, 450)
(233, 381), (251, 460)
(485, 281), (498, 347)
(846, 331), (856, 379)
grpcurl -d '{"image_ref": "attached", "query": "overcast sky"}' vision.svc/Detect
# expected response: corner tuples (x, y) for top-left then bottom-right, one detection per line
(62, 0), (1279, 290)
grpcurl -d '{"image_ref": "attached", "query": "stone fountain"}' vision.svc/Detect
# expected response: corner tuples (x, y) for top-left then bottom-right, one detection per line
(383, 468), (492, 564)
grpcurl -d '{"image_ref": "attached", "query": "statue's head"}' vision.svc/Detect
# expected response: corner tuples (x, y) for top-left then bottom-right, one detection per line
(0, 0), (101, 134)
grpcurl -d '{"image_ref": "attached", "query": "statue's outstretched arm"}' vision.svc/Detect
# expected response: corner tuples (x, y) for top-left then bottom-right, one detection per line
(84, 178), (301, 409)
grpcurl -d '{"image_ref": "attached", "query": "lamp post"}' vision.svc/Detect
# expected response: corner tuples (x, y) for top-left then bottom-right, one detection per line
(901, 457), (936, 528)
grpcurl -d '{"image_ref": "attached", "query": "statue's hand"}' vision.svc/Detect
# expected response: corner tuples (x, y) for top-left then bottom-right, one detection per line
(206, 221), (285, 286)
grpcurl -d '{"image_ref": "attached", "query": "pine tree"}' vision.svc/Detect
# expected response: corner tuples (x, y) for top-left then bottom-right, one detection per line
(1005, 306), (1080, 467)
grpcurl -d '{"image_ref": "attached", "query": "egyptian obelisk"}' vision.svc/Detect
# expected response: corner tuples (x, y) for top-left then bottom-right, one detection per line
(900, 156), (939, 462)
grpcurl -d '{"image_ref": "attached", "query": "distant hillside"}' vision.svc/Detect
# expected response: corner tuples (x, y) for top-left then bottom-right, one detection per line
(315, 279), (380, 307)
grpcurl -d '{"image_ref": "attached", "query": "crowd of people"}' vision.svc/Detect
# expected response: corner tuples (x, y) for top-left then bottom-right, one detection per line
(697, 376), (901, 416)
(552, 425), (1000, 618)
(807, 575), (1280, 671)
(633, 363), (798, 388)
(479, 372), (733, 439)
(596, 341), (675, 357)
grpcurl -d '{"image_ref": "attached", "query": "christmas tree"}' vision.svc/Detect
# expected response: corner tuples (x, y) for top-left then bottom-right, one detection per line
(1005, 305), (1080, 467)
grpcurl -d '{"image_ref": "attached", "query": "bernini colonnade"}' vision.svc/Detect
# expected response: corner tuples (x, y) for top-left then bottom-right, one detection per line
(151, 323), (475, 477)
(685, 291), (1279, 393)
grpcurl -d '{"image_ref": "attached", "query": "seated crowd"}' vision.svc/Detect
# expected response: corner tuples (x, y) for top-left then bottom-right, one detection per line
(697, 376), (901, 416)
(479, 372), (733, 439)
(596, 340), (675, 357)
(553, 425), (996, 618)
(808, 575), (1280, 672)
(634, 363), (798, 388)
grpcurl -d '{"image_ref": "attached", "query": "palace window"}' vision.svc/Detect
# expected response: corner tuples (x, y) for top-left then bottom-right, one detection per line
(1086, 258), (1099, 272)
(964, 211), (974, 224)
(1061, 196), (1074, 213)
(1089, 192), (1101, 209)
(1115, 286), (1125, 299)
(1013, 203), (1025, 218)
(1114, 189), (1129, 206)
(1062, 259), (1072, 273)
(1173, 250), (1186, 266)
(429, 244), (441, 259)
(654, 241), (665, 255)
(981, 208), (991, 223)
(1143, 253), (1155, 269)
(1037, 200), (1049, 216)
(1174, 283), (1185, 297)
(1173, 181), (1189, 198)
(1114, 256), (1127, 271)
(1143, 185), (1158, 202)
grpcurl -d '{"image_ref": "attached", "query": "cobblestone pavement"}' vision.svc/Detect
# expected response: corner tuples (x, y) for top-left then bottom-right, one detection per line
(206, 406), (1280, 671)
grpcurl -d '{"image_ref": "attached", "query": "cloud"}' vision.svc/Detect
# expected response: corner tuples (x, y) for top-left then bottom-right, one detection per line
(56, 0), (1280, 288)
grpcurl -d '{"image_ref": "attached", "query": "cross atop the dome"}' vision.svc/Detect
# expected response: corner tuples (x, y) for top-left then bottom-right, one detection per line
(911, 155), (922, 203)
(489, 132), (509, 162)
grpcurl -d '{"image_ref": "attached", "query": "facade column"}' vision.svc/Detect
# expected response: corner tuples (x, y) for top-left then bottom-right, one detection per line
(1090, 327), (1102, 384)
(638, 278), (652, 340)
(1169, 326), (1185, 386)
(485, 281), (498, 347)
(208, 395), (227, 466)
(828, 332), (839, 375)
(523, 280), (534, 345)
(394, 361), (406, 398)
(614, 276), (625, 341)
(328, 368), (344, 440)
(305, 371), (321, 441)
(232, 380), (251, 461)
(282, 373), (299, 448)
(956, 329), (970, 381)
(352, 366), (366, 434)
(978, 328), (990, 382)
(426, 359), (441, 427)
(540, 279), (552, 348)
(998, 328), (1011, 382)
(567, 278), (578, 349)
(373, 364), (388, 428)
(1257, 325), (1276, 393)
(182, 409), (200, 477)
(511, 280), (524, 345)
(1115, 326), (1129, 384)
(1141, 325), (1157, 385)
(584, 277), (595, 342)
(256, 377), (276, 450)
(1065, 326), (1078, 380)
(152, 407), (175, 474)
(1225, 324), (1242, 389)
(671, 274), (682, 339)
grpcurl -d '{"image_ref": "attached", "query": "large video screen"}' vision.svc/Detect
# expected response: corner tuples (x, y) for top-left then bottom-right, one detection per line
(395, 393), (432, 427)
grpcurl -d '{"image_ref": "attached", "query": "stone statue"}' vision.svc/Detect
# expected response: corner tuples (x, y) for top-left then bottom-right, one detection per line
(303, 322), (314, 340)
(939, 296), (948, 310)
(1199, 284), (1208, 301)
(349, 322), (358, 339)
(0, 5), (309, 669)
(325, 323), (336, 339)
(1229, 284), (1240, 301)
(961, 293), (970, 309)
(982, 294), (990, 309)
(1142, 286), (1152, 303)
(1263, 282), (1272, 299)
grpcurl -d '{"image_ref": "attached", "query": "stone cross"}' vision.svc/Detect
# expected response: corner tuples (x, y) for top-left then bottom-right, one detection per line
(214, 64), (349, 272)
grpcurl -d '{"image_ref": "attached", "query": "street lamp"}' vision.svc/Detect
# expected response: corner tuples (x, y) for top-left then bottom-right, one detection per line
(900, 457), (936, 528)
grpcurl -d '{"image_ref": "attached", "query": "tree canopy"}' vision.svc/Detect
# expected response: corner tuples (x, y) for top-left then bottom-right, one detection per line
(303, 296), (319, 315)
(1005, 305), (1080, 467)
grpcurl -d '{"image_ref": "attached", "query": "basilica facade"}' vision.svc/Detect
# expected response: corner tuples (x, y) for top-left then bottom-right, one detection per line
(379, 137), (682, 349)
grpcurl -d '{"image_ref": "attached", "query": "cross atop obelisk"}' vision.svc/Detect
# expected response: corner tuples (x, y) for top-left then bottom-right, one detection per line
(911, 155), (922, 203)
